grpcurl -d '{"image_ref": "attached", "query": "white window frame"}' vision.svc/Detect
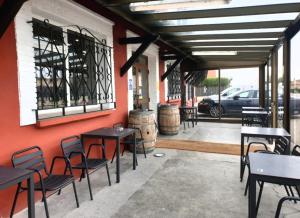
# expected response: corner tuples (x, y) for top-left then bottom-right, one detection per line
(15, 0), (115, 126)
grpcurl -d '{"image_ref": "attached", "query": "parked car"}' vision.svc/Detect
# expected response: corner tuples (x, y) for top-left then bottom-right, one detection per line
(198, 89), (263, 117)
(208, 87), (241, 101)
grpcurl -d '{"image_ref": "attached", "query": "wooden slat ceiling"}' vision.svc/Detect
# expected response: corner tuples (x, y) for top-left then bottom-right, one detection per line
(97, 0), (300, 69)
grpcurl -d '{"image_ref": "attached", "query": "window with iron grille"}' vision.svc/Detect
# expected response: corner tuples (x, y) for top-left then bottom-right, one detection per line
(167, 62), (181, 100)
(33, 19), (115, 119)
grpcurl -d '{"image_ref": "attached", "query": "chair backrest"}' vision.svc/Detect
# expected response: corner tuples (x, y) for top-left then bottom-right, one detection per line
(12, 146), (47, 173)
(292, 145), (300, 156)
(274, 137), (289, 155)
(61, 136), (84, 158)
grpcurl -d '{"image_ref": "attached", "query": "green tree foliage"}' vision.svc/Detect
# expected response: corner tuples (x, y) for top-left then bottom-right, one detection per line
(202, 78), (231, 87)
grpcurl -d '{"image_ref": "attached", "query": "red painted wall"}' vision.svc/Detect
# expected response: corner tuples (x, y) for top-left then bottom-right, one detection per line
(0, 21), (128, 217)
(0, 1), (173, 215)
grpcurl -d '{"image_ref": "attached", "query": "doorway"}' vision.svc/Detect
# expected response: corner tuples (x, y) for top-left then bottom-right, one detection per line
(132, 55), (149, 110)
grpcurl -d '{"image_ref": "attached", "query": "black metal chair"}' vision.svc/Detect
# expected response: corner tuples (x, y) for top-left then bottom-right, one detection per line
(60, 136), (111, 201)
(275, 196), (300, 218)
(111, 122), (146, 163)
(10, 146), (79, 218)
(292, 145), (300, 198)
(243, 137), (291, 215)
(180, 108), (194, 130)
(292, 145), (300, 156)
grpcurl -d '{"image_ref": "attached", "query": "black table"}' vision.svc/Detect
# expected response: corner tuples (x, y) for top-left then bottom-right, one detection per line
(248, 153), (300, 218)
(240, 127), (291, 181)
(0, 166), (35, 217)
(179, 106), (197, 127)
(242, 107), (265, 111)
(81, 127), (136, 183)
(241, 111), (268, 127)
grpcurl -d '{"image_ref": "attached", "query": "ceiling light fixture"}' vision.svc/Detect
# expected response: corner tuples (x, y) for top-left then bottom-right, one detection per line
(130, 0), (230, 12)
(192, 51), (238, 56)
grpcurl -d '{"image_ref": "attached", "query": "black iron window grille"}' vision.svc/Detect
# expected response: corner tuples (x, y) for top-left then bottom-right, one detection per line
(167, 62), (181, 101)
(32, 19), (115, 120)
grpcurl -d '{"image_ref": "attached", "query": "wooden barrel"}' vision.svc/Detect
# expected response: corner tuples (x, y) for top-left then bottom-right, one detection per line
(128, 110), (157, 153)
(158, 104), (180, 135)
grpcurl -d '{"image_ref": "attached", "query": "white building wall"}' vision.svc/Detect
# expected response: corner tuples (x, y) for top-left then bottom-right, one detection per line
(126, 31), (160, 117)
(15, 0), (114, 125)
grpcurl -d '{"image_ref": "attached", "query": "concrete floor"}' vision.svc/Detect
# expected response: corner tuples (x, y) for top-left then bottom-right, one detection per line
(159, 121), (241, 144)
(16, 149), (300, 218)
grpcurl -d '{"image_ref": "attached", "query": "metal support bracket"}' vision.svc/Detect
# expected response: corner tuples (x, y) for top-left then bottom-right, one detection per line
(120, 34), (159, 77)
(0, 0), (27, 38)
(161, 57), (184, 81)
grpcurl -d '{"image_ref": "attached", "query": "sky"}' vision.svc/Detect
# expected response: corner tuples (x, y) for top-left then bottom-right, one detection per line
(291, 28), (300, 81)
(220, 67), (259, 88)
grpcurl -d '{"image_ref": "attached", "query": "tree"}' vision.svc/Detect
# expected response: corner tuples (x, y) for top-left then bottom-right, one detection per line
(202, 78), (231, 87)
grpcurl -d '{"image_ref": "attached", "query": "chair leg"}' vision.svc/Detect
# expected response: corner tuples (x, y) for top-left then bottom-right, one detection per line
(85, 169), (93, 200)
(244, 175), (249, 196)
(284, 185), (291, 196)
(121, 145), (126, 156)
(71, 181), (80, 208)
(142, 142), (146, 159)
(111, 148), (116, 163)
(41, 188), (49, 218)
(106, 164), (111, 186)
(256, 182), (264, 215)
(240, 161), (246, 182)
(275, 197), (288, 218)
(288, 186), (297, 204)
(79, 170), (85, 182)
(295, 185), (300, 197)
(10, 183), (21, 218)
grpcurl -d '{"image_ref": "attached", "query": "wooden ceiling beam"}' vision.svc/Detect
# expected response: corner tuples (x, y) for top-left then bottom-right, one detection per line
(0, 0), (27, 38)
(105, 0), (159, 6)
(182, 40), (277, 47)
(190, 47), (272, 51)
(140, 3), (300, 21)
(157, 20), (292, 33)
(166, 32), (283, 41)
(199, 61), (264, 70)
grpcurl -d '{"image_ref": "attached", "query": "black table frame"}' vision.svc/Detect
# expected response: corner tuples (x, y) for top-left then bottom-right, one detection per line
(248, 153), (300, 218)
(241, 111), (268, 127)
(0, 166), (35, 217)
(81, 128), (136, 183)
(242, 107), (265, 111)
(240, 127), (291, 182)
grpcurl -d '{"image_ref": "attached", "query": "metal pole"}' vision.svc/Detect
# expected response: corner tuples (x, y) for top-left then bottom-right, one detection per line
(283, 38), (291, 131)
(259, 64), (266, 108)
(218, 69), (221, 120)
(271, 49), (278, 128)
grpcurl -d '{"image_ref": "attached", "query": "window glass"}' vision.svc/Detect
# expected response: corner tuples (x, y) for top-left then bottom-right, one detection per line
(290, 29), (300, 144)
(33, 19), (114, 119)
(252, 90), (258, 98)
(167, 62), (181, 100)
(239, 91), (250, 98)
(68, 30), (97, 106)
(33, 19), (65, 110)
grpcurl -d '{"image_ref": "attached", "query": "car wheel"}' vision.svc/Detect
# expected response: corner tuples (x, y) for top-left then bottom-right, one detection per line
(209, 105), (223, 118)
